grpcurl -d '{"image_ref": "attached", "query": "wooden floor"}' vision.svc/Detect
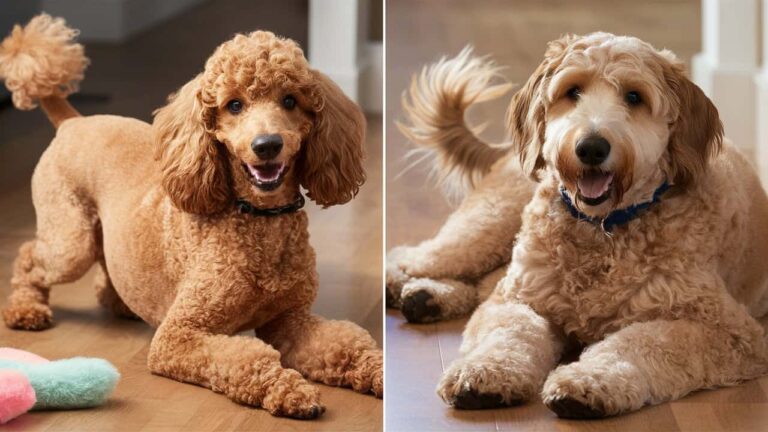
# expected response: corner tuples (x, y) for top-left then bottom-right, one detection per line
(385, 1), (768, 431)
(0, 1), (382, 431)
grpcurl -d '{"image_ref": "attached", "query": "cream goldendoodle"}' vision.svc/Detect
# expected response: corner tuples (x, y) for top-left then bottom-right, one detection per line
(388, 33), (768, 417)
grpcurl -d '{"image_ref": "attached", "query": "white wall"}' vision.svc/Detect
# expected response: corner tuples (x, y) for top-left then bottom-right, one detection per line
(308, 0), (382, 113)
(693, 0), (768, 188)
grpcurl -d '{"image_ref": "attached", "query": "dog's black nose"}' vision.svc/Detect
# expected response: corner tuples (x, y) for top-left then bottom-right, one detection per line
(575, 135), (611, 166)
(251, 134), (283, 160)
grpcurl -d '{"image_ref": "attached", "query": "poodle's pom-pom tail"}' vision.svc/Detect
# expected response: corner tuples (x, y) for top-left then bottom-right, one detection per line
(397, 46), (512, 201)
(0, 14), (88, 110)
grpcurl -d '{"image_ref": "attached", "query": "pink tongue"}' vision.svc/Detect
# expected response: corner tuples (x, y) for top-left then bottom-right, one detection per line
(577, 172), (614, 199)
(248, 163), (282, 181)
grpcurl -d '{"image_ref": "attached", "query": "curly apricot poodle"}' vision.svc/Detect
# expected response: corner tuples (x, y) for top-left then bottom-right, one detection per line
(0, 14), (381, 419)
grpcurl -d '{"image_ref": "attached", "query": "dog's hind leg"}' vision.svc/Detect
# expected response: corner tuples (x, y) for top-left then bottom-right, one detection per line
(3, 180), (98, 330)
(387, 162), (532, 321)
(398, 265), (507, 323)
(94, 260), (138, 320)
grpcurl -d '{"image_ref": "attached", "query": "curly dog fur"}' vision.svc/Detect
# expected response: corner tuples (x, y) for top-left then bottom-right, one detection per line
(389, 33), (768, 417)
(0, 14), (381, 418)
(387, 47), (534, 322)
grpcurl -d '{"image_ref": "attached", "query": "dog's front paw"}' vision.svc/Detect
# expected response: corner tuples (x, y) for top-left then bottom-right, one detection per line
(401, 288), (441, 323)
(3, 302), (53, 330)
(262, 369), (325, 419)
(386, 247), (413, 308)
(542, 360), (648, 419)
(437, 357), (532, 409)
(348, 349), (383, 398)
(400, 278), (477, 323)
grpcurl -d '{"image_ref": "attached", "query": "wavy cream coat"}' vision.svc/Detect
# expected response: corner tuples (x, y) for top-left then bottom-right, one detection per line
(389, 32), (768, 418)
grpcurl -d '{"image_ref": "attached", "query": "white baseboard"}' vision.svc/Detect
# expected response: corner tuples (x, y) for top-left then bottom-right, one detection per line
(40, 0), (206, 42)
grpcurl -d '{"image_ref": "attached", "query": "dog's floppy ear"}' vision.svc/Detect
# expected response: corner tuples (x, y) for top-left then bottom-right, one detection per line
(507, 35), (572, 180)
(299, 70), (366, 207)
(154, 75), (231, 215)
(663, 57), (723, 187)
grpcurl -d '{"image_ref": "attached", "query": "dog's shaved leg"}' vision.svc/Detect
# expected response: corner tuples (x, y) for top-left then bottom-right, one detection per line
(437, 294), (565, 409)
(4, 187), (98, 330)
(148, 287), (323, 419)
(4, 238), (96, 330)
(387, 163), (533, 320)
(542, 300), (768, 419)
(3, 241), (54, 330)
(257, 311), (382, 397)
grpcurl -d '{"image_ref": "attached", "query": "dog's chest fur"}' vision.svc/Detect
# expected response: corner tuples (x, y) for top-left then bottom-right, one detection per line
(162, 208), (317, 331)
(505, 179), (736, 344)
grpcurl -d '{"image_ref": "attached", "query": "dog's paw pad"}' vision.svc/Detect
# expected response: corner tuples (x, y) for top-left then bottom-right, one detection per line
(453, 388), (512, 410)
(546, 396), (606, 419)
(401, 290), (441, 323)
(289, 404), (325, 420)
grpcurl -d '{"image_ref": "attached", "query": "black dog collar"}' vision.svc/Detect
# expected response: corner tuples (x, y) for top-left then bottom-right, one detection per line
(560, 182), (670, 232)
(235, 194), (305, 217)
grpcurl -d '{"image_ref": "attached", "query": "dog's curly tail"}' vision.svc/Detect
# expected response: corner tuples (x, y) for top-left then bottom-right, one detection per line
(0, 14), (88, 128)
(397, 46), (513, 200)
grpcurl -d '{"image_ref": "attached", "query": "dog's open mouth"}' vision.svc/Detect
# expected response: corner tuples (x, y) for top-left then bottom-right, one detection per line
(243, 162), (287, 191)
(576, 170), (614, 206)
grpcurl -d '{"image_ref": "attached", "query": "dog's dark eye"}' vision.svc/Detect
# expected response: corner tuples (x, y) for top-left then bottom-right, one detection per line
(625, 91), (641, 106)
(282, 95), (297, 110)
(226, 99), (243, 114)
(566, 86), (581, 101)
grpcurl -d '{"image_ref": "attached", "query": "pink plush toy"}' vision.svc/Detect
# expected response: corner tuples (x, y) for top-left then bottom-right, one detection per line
(0, 348), (43, 424)
(0, 369), (36, 424)
(0, 348), (49, 364)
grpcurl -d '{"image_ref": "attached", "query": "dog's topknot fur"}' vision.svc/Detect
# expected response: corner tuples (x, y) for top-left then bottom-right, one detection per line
(198, 31), (323, 129)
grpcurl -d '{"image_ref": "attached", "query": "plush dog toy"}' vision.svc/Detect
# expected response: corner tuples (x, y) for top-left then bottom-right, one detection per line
(0, 348), (119, 424)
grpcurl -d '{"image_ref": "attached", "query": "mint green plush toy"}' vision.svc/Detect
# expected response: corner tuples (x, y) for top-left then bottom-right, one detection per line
(0, 357), (120, 409)
(0, 348), (120, 424)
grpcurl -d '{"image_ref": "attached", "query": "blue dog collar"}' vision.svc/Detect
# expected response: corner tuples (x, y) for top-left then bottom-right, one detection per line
(560, 182), (670, 232)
